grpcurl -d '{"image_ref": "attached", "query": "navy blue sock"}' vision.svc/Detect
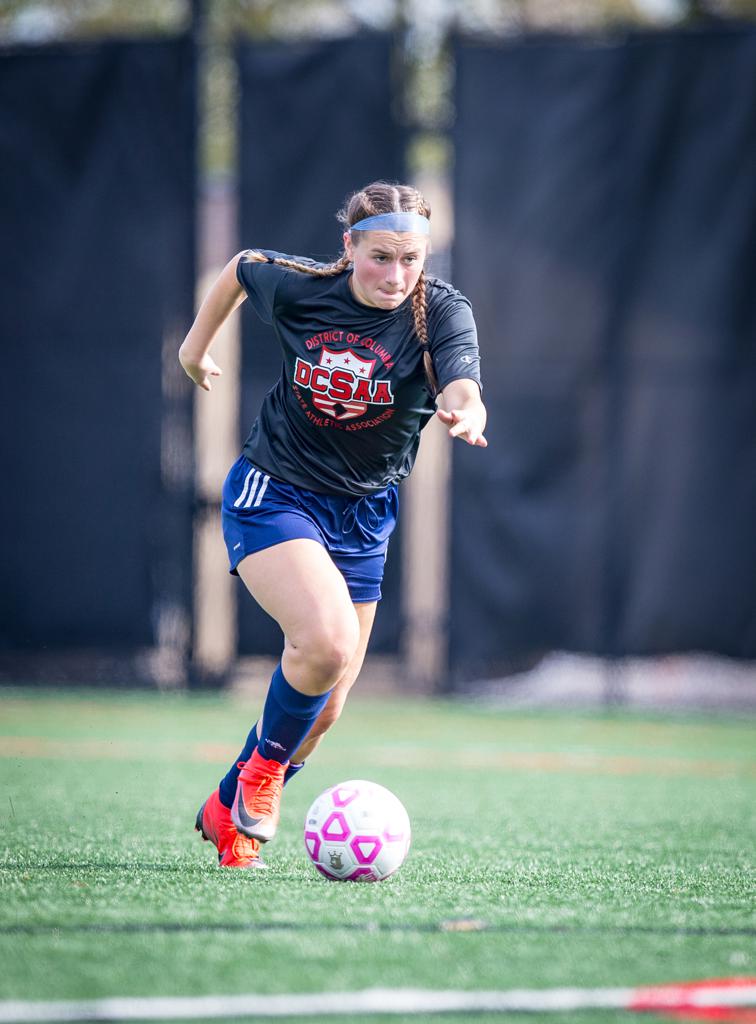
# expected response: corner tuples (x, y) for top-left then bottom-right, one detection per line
(284, 761), (305, 786)
(257, 664), (332, 765)
(218, 722), (258, 808)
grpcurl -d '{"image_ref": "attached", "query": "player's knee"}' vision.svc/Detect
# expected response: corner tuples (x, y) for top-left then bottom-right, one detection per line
(312, 631), (357, 683)
(297, 613), (359, 689)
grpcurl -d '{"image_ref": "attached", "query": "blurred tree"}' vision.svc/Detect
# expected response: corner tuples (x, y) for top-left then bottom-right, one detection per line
(0, 0), (187, 38)
(1, 0), (754, 174)
(3, 0), (755, 42)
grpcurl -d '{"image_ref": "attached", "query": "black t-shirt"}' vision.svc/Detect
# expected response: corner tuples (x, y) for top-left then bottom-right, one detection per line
(236, 250), (482, 497)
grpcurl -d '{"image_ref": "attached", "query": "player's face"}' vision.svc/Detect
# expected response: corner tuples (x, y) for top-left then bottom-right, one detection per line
(344, 230), (428, 310)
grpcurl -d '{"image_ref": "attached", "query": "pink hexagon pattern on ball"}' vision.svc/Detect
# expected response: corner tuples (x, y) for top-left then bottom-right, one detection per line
(349, 835), (383, 865)
(321, 811), (350, 842)
(304, 831), (321, 860)
(331, 786), (359, 808)
(347, 866), (378, 882)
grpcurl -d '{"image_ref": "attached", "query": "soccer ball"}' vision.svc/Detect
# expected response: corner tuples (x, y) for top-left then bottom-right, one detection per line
(304, 780), (411, 882)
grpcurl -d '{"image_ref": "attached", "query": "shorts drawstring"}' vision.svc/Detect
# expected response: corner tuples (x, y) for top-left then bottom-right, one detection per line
(342, 494), (382, 540)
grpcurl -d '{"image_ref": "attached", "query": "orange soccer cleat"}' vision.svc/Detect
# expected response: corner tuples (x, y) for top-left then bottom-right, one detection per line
(231, 749), (288, 843)
(195, 788), (267, 869)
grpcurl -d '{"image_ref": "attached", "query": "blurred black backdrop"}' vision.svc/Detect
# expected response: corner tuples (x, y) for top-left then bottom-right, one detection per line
(451, 29), (756, 681)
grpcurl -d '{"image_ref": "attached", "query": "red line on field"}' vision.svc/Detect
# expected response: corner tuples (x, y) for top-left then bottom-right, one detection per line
(0, 978), (752, 1021)
(631, 978), (756, 1021)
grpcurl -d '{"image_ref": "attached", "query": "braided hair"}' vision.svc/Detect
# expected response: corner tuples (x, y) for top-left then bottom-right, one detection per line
(242, 181), (438, 395)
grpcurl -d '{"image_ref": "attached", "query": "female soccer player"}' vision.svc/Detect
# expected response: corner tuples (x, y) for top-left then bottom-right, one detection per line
(180, 181), (486, 868)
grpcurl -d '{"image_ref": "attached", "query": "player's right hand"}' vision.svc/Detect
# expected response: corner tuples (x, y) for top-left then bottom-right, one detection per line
(180, 352), (223, 392)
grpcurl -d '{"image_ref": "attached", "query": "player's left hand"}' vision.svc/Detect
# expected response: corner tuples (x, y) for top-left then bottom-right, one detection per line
(436, 407), (488, 447)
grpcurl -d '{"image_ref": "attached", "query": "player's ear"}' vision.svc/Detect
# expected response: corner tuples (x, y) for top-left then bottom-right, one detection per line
(343, 230), (354, 259)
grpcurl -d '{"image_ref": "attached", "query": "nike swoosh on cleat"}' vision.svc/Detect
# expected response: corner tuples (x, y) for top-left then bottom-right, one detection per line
(233, 792), (264, 830)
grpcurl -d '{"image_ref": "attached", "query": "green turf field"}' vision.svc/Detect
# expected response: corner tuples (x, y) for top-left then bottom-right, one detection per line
(0, 688), (754, 1023)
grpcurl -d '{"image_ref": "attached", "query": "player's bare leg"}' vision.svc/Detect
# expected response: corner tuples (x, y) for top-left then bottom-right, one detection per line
(290, 601), (376, 764)
(238, 539), (361, 698)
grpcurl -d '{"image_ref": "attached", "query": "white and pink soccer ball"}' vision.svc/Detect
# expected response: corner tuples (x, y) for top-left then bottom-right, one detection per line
(304, 780), (411, 882)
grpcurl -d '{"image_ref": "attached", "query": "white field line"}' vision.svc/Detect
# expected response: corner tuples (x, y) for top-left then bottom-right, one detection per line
(0, 984), (755, 1023)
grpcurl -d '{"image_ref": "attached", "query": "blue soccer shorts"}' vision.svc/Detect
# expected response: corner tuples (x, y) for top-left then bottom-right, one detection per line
(221, 455), (399, 603)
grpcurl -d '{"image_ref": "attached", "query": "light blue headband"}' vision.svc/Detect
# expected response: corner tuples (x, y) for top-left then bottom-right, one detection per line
(350, 212), (430, 234)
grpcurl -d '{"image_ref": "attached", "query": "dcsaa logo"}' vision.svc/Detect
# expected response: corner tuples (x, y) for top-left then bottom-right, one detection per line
(293, 347), (393, 420)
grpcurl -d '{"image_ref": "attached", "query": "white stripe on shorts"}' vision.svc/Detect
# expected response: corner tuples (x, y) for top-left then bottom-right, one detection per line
(252, 474), (270, 507)
(233, 467), (255, 508)
(243, 470), (261, 508)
